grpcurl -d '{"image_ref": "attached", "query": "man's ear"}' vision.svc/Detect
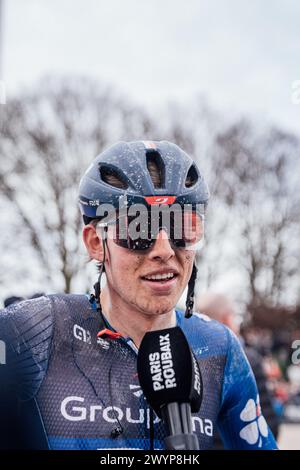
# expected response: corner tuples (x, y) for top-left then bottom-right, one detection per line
(82, 224), (104, 262)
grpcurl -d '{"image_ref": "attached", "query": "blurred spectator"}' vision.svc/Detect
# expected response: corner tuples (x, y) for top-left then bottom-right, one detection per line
(197, 293), (280, 442)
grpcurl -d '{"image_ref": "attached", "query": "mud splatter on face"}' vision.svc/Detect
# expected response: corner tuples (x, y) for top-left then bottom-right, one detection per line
(104, 235), (196, 317)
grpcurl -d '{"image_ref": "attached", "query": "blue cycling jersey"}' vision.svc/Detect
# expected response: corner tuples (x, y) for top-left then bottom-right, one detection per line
(0, 294), (277, 450)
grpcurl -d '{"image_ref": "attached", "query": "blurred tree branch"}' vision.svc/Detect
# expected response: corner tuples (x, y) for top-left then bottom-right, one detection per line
(0, 77), (156, 293)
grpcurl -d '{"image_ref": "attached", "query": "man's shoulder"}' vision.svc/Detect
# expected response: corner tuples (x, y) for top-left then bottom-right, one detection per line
(0, 296), (55, 399)
(0, 295), (53, 335)
(176, 308), (230, 336)
(176, 309), (231, 357)
(47, 293), (93, 322)
(0, 293), (89, 339)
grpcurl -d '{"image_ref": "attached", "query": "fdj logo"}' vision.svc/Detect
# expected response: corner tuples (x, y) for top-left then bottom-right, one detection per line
(0, 340), (6, 365)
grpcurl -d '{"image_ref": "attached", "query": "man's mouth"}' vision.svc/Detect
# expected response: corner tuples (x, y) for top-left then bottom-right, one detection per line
(142, 272), (178, 282)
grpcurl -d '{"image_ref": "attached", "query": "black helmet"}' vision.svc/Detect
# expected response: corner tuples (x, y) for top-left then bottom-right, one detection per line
(79, 140), (209, 319)
(79, 140), (209, 224)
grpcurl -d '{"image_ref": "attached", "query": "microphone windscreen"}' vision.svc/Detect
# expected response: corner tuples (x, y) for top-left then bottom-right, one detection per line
(137, 326), (202, 417)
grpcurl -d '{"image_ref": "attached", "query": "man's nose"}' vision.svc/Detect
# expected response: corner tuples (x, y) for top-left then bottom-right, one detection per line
(148, 229), (175, 261)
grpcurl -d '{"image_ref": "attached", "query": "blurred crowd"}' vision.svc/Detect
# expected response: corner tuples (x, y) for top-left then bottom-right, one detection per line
(240, 324), (300, 428)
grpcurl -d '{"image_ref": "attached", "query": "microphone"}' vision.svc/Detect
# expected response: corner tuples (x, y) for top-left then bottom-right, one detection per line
(137, 326), (202, 450)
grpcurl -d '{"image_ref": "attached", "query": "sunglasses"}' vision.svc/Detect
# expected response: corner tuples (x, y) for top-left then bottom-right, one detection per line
(96, 208), (204, 252)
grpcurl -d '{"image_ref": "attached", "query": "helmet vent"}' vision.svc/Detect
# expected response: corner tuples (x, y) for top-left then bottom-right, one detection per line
(146, 151), (165, 188)
(185, 164), (198, 188)
(100, 165), (129, 189)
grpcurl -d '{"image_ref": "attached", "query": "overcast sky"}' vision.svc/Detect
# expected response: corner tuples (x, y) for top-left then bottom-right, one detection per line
(2, 0), (300, 131)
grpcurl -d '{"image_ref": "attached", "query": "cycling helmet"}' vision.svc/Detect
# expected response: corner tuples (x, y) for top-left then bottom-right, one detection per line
(79, 140), (209, 223)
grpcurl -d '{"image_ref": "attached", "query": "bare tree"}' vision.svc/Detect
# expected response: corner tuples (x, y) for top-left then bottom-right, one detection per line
(211, 120), (300, 311)
(0, 77), (156, 296)
(1, 81), (299, 319)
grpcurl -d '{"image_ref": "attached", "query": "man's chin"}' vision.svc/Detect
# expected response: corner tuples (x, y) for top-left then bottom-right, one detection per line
(140, 298), (177, 316)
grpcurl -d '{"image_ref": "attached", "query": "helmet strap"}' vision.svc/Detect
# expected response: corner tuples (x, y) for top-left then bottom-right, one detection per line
(185, 263), (198, 319)
(93, 261), (104, 315)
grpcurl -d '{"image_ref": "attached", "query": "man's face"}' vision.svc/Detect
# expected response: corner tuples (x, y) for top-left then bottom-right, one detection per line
(103, 228), (195, 317)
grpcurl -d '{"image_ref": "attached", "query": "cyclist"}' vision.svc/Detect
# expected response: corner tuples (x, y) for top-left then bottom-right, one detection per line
(0, 141), (277, 450)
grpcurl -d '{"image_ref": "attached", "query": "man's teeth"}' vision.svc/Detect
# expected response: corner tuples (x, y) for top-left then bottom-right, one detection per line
(145, 273), (175, 281)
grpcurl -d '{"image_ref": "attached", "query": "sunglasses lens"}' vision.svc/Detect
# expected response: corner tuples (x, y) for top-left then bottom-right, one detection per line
(112, 209), (204, 251)
(128, 238), (154, 251)
(183, 211), (204, 245)
(113, 214), (153, 251)
(170, 211), (204, 248)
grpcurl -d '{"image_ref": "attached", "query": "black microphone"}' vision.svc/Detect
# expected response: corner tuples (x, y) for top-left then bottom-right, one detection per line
(137, 326), (203, 450)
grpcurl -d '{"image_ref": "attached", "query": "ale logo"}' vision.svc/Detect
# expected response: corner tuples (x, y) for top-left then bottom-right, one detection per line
(0, 340), (6, 365)
(73, 324), (92, 344)
(239, 395), (268, 447)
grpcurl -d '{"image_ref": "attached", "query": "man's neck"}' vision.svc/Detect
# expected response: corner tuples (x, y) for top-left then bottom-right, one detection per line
(100, 288), (176, 348)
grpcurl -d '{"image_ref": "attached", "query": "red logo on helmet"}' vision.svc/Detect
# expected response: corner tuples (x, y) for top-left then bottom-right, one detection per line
(142, 141), (157, 150)
(144, 196), (176, 205)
